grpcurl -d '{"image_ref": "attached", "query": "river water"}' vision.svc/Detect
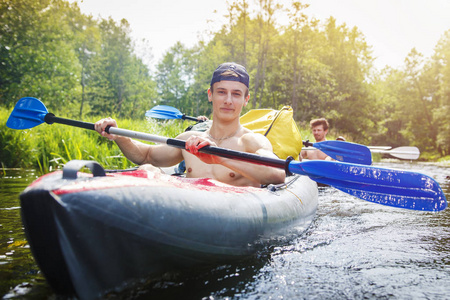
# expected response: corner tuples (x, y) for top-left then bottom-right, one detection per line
(1, 161), (449, 299)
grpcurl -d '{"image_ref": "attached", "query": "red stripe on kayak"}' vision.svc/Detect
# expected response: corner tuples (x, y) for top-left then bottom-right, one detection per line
(52, 170), (262, 195)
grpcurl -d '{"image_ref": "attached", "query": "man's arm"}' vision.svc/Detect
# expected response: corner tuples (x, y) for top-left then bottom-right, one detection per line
(300, 149), (308, 160)
(94, 118), (184, 167)
(185, 132), (286, 185)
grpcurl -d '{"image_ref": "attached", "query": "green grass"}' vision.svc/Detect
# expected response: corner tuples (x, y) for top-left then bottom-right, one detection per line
(437, 155), (450, 166)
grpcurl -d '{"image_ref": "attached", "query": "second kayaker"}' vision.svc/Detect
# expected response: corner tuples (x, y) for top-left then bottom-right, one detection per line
(300, 118), (334, 161)
(95, 62), (286, 187)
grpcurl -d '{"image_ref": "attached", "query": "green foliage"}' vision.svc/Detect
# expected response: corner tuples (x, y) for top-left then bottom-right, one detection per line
(156, 42), (192, 109)
(437, 156), (450, 166)
(0, 108), (40, 168)
(0, 0), (81, 108)
(0, 106), (187, 172)
(1, 0), (450, 160)
(431, 30), (450, 155)
(0, 0), (156, 119)
(371, 30), (450, 156)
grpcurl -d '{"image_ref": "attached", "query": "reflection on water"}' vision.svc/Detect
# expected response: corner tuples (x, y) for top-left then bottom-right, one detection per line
(0, 170), (52, 299)
(0, 162), (449, 299)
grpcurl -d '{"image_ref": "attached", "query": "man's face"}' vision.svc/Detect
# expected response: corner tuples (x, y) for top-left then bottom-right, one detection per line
(208, 81), (249, 120)
(312, 125), (328, 142)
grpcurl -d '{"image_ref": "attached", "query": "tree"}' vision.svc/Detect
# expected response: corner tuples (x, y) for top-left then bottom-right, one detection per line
(249, 0), (282, 109)
(155, 42), (191, 110)
(430, 30), (450, 155)
(392, 49), (438, 151)
(369, 67), (410, 147)
(70, 10), (101, 118)
(85, 17), (155, 118)
(317, 17), (375, 142)
(0, 0), (81, 110)
(285, 1), (309, 115)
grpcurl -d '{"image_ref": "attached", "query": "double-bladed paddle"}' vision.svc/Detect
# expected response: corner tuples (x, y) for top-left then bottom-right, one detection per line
(146, 105), (373, 165)
(302, 140), (372, 165)
(368, 146), (392, 150)
(7, 97), (447, 211)
(145, 105), (203, 122)
(369, 146), (420, 160)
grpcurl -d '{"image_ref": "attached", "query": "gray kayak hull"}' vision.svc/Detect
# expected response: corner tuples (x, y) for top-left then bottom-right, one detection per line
(20, 160), (318, 299)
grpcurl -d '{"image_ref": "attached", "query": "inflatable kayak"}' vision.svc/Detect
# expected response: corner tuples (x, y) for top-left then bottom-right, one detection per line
(20, 160), (318, 299)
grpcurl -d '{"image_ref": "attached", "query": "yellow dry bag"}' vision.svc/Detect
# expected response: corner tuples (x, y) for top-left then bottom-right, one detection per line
(240, 106), (302, 160)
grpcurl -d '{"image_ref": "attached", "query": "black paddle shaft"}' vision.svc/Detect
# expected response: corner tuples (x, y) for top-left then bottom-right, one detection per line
(166, 138), (291, 171)
(181, 115), (201, 122)
(45, 113), (95, 130)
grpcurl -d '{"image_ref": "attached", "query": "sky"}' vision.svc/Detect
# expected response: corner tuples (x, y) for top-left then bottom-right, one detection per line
(69, 0), (450, 71)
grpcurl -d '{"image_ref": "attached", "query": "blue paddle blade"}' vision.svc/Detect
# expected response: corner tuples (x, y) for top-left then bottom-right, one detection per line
(6, 97), (48, 129)
(314, 140), (372, 165)
(145, 105), (183, 120)
(289, 160), (447, 211)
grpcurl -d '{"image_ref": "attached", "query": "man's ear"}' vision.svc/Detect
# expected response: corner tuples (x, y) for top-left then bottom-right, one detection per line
(244, 94), (250, 106)
(207, 88), (212, 102)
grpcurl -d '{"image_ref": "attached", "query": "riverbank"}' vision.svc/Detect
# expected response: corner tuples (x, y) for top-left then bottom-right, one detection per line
(2, 106), (447, 172)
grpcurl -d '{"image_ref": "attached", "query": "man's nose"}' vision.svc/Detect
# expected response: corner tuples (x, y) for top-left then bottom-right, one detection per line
(224, 92), (232, 103)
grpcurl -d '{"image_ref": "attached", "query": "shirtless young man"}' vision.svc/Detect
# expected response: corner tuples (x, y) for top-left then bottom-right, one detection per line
(300, 118), (332, 160)
(94, 62), (285, 187)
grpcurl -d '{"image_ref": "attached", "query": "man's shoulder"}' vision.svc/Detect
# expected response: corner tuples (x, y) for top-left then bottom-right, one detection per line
(241, 128), (268, 141)
(240, 128), (272, 151)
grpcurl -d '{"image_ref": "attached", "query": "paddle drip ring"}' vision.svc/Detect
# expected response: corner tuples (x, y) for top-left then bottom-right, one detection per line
(284, 156), (294, 176)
